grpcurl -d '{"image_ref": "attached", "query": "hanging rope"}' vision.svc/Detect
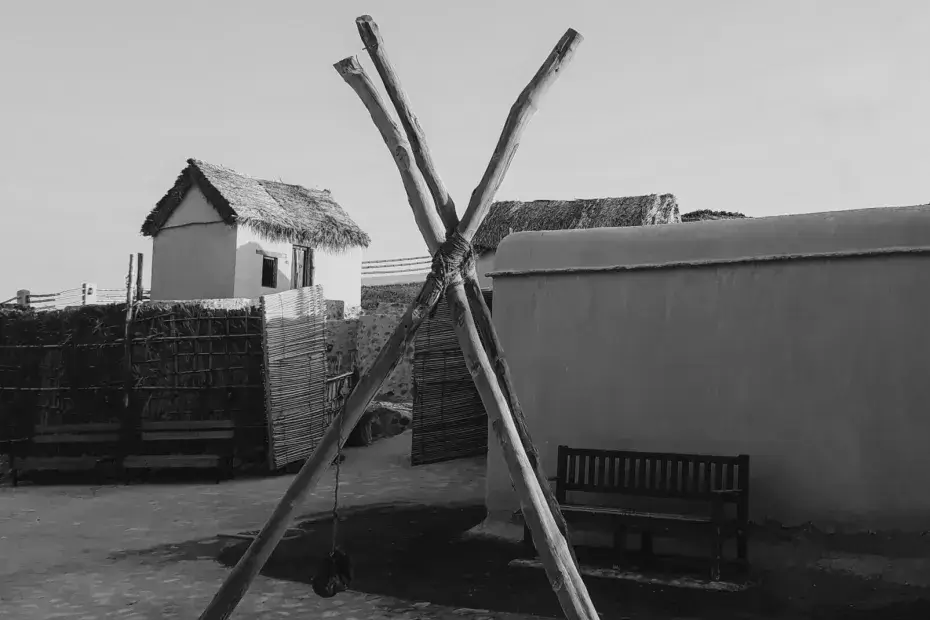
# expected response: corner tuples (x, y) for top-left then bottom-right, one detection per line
(311, 385), (354, 598)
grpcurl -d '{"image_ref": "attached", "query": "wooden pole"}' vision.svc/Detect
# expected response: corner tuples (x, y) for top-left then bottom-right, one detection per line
(135, 253), (144, 303)
(199, 278), (444, 620)
(199, 18), (594, 620)
(333, 57), (445, 253)
(360, 16), (580, 561)
(445, 283), (598, 619)
(123, 256), (135, 411)
(461, 274), (578, 565)
(457, 29), (582, 240)
(356, 15), (459, 232)
(340, 30), (595, 617)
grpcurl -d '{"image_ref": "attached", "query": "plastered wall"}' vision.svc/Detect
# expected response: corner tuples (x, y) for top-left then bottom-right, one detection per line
(487, 206), (930, 533)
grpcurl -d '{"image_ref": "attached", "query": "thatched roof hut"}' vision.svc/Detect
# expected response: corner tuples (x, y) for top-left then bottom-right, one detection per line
(681, 209), (747, 223)
(141, 158), (370, 251)
(472, 194), (680, 254)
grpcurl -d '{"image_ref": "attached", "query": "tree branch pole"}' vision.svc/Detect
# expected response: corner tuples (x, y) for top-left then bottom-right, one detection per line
(198, 280), (443, 620)
(445, 282), (598, 619)
(135, 253), (144, 303)
(356, 15), (581, 561)
(461, 274), (576, 562)
(356, 15), (459, 233)
(334, 56), (446, 253)
(199, 50), (454, 620)
(199, 20), (593, 620)
(341, 32), (596, 619)
(458, 28), (582, 239)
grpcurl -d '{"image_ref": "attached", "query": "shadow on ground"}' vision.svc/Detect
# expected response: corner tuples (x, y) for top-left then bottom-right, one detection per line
(8, 464), (281, 487)
(176, 503), (926, 620)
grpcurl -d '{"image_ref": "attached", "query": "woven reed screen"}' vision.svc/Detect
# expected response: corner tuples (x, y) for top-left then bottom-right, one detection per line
(0, 301), (266, 466)
(410, 290), (492, 465)
(260, 286), (328, 470)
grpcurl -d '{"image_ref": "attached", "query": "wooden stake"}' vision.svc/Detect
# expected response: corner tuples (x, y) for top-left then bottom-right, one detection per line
(199, 19), (594, 620)
(360, 16), (580, 562)
(345, 23), (595, 617)
(122, 255), (135, 412)
(458, 29), (582, 240)
(445, 283), (598, 619)
(198, 278), (444, 620)
(462, 274), (579, 566)
(356, 15), (459, 232)
(333, 57), (445, 252)
(135, 253), (144, 303)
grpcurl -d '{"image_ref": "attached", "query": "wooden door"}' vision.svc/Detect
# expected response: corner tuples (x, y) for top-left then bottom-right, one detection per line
(292, 246), (314, 289)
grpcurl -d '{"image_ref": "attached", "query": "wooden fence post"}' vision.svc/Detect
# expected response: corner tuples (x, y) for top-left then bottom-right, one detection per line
(135, 253), (144, 303)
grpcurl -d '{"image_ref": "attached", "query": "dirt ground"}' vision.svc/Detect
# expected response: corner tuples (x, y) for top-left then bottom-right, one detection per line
(1, 433), (929, 619)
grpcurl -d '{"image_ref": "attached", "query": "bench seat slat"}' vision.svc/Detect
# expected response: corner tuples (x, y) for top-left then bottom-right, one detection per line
(563, 447), (745, 466)
(141, 420), (235, 431)
(33, 433), (120, 444)
(35, 423), (120, 433)
(140, 430), (234, 441)
(123, 455), (222, 469)
(560, 504), (715, 524)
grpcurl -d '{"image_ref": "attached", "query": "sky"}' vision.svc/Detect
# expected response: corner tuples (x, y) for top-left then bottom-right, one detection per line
(1, 1), (928, 298)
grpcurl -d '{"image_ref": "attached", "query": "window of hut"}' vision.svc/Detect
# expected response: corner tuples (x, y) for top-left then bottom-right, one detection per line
(261, 256), (278, 288)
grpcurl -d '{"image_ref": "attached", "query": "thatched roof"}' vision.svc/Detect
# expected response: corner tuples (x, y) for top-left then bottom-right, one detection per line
(682, 209), (747, 223)
(472, 194), (680, 253)
(141, 158), (370, 251)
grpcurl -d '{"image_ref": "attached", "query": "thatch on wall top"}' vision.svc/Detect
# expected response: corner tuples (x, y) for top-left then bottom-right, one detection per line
(472, 194), (680, 254)
(681, 209), (748, 222)
(141, 158), (371, 252)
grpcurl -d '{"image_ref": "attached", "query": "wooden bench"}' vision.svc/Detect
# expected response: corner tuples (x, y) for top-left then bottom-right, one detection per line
(9, 423), (122, 486)
(122, 420), (236, 482)
(524, 446), (750, 581)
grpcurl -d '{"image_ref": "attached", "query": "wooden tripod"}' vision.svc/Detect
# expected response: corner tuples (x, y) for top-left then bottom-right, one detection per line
(199, 16), (598, 620)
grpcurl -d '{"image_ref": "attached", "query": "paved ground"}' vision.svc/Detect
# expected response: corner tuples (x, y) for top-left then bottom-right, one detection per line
(2, 433), (929, 619)
(0, 435), (517, 619)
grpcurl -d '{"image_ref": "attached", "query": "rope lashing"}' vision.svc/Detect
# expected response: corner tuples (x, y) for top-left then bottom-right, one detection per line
(410, 231), (476, 322)
(413, 230), (475, 320)
(311, 384), (353, 599)
(429, 230), (476, 289)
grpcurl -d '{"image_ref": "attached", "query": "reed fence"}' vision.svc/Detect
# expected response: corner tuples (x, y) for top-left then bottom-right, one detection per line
(0, 285), (341, 478)
(410, 291), (493, 465)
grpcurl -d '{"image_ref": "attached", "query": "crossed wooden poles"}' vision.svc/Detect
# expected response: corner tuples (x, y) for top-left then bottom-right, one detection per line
(200, 16), (598, 620)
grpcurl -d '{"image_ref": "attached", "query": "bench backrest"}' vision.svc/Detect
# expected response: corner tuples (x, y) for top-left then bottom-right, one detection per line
(554, 446), (749, 502)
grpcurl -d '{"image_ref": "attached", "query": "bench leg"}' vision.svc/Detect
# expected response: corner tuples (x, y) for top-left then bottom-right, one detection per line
(612, 524), (627, 553)
(523, 523), (535, 555)
(710, 527), (723, 582)
(737, 497), (749, 565)
(737, 529), (748, 563)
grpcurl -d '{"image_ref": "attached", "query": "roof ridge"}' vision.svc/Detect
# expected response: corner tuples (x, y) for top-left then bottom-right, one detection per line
(143, 157), (369, 249)
(494, 194), (670, 204)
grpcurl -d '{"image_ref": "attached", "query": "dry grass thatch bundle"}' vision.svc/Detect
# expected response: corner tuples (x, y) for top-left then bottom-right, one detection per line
(141, 158), (371, 251)
(681, 209), (747, 222)
(472, 194), (680, 254)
